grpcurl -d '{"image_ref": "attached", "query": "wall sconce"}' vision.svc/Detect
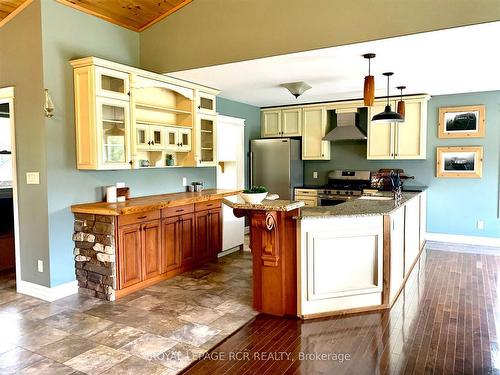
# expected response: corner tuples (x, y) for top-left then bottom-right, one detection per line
(44, 89), (55, 118)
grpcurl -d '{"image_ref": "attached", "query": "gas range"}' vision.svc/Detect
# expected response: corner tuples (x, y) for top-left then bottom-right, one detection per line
(311, 170), (371, 206)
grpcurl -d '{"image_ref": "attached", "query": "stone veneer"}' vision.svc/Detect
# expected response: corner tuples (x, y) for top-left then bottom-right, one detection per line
(72, 213), (117, 301)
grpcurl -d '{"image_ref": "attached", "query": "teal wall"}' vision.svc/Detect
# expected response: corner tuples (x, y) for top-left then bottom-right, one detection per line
(304, 91), (500, 238)
(0, 0), (50, 286)
(216, 97), (261, 188)
(40, 0), (215, 287)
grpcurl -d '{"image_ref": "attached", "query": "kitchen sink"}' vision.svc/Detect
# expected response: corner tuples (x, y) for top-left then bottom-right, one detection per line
(358, 195), (393, 201)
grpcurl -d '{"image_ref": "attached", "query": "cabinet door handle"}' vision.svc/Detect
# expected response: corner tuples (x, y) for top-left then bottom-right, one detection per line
(175, 209), (184, 213)
(137, 215), (147, 220)
(198, 105), (201, 110)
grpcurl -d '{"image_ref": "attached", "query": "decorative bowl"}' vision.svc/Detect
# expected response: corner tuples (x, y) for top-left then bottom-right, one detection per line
(239, 192), (268, 204)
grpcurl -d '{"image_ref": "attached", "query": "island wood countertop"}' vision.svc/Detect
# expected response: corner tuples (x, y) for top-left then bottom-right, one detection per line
(71, 189), (241, 216)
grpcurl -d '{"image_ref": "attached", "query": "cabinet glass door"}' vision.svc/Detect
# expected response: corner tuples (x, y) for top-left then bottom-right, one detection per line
(96, 67), (130, 100)
(178, 128), (192, 152)
(135, 124), (149, 150)
(199, 116), (216, 164)
(98, 98), (130, 168)
(165, 127), (179, 151)
(150, 126), (165, 150)
(197, 92), (216, 114)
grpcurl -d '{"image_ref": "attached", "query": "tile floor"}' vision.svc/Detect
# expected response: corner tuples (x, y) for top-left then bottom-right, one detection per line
(0, 249), (256, 374)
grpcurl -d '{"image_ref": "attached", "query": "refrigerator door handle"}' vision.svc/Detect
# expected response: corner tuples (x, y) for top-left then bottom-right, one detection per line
(249, 151), (253, 188)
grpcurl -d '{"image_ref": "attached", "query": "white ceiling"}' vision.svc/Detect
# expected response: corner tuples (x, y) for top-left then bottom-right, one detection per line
(169, 22), (500, 108)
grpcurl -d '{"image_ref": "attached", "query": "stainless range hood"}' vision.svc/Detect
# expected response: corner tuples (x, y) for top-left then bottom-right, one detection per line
(323, 111), (367, 141)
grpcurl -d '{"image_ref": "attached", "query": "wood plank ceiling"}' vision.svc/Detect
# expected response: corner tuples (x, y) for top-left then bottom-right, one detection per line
(0, 0), (25, 21)
(0, 0), (193, 31)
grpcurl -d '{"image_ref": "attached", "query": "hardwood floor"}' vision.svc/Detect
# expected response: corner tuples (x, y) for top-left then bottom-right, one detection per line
(183, 249), (500, 374)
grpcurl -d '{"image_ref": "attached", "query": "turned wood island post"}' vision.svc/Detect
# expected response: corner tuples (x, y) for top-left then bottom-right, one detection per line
(226, 198), (304, 317)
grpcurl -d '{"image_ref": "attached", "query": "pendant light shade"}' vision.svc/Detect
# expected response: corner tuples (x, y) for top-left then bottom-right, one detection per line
(362, 53), (376, 106)
(371, 72), (404, 123)
(396, 86), (406, 117)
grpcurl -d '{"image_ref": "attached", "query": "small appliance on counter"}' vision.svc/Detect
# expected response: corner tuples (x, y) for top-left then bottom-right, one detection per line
(186, 182), (203, 192)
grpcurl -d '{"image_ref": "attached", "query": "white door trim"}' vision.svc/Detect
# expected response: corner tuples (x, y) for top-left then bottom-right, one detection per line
(0, 87), (21, 291)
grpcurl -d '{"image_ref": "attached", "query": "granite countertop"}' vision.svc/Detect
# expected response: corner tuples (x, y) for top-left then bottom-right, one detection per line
(298, 192), (421, 220)
(71, 189), (241, 216)
(223, 196), (305, 212)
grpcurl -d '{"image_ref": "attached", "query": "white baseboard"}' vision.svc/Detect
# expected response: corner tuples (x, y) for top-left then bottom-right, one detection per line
(425, 232), (500, 248)
(17, 280), (78, 302)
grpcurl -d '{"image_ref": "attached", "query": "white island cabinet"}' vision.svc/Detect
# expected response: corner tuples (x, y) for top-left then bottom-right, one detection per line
(297, 192), (426, 319)
(298, 215), (383, 317)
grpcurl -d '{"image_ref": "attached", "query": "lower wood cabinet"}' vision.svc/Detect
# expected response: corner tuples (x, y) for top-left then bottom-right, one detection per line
(195, 207), (222, 261)
(117, 201), (222, 295)
(162, 213), (195, 272)
(142, 220), (162, 280)
(118, 223), (143, 289)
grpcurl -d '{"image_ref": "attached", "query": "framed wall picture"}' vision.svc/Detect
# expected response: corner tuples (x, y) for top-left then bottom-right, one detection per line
(436, 146), (483, 178)
(438, 105), (485, 138)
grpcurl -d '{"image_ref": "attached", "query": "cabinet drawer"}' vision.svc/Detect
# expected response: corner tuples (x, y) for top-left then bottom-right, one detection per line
(118, 210), (160, 227)
(299, 198), (318, 207)
(162, 204), (195, 218)
(295, 189), (318, 196)
(195, 200), (221, 211)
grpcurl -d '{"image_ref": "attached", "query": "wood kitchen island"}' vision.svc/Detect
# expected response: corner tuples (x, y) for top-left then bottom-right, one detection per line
(70, 189), (239, 300)
(223, 198), (304, 317)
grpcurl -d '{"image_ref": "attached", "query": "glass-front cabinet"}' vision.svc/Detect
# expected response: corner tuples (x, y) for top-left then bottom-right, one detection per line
(197, 91), (216, 114)
(96, 97), (130, 169)
(96, 67), (130, 101)
(197, 114), (217, 166)
(71, 57), (220, 170)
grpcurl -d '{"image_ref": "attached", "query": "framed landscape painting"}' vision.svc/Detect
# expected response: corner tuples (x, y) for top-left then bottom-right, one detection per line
(438, 105), (485, 138)
(436, 146), (483, 178)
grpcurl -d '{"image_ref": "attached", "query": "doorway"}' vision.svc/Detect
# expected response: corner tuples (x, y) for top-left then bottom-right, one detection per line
(0, 88), (19, 290)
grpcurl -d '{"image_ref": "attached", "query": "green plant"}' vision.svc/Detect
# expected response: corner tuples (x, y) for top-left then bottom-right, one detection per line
(242, 186), (268, 194)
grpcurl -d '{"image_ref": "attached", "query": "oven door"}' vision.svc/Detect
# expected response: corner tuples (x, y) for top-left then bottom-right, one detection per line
(318, 194), (350, 206)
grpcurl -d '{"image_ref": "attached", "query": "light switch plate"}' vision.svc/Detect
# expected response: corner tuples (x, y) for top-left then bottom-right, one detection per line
(26, 172), (40, 185)
(313, 171), (318, 179)
(477, 220), (484, 230)
(182, 177), (187, 186)
(37, 260), (43, 273)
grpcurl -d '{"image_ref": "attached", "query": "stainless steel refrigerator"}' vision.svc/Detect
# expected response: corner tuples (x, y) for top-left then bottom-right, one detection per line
(250, 138), (303, 200)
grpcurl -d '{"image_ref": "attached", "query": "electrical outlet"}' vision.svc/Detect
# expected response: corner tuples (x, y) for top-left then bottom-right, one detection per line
(313, 171), (318, 179)
(26, 172), (40, 185)
(182, 177), (187, 186)
(37, 260), (43, 273)
(477, 220), (484, 230)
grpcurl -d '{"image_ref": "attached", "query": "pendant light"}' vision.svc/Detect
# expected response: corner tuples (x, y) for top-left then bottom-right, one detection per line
(396, 86), (406, 117)
(371, 72), (404, 123)
(362, 53), (376, 106)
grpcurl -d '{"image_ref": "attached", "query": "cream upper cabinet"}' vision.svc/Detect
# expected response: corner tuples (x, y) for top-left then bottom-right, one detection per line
(367, 95), (429, 160)
(96, 97), (131, 169)
(197, 91), (216, 114)
(261, 110), (281, 137)
(281, 108), (302, 136)
(302, 107), (330, 160)
(95, 67), (130, 101)
(261, 108), (302, 137)
(71, 57), (219, 170)
(196, 114), (217, 166)
(367, 102), (395, 159)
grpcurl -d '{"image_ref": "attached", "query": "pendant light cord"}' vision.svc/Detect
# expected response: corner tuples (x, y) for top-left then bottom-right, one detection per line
(386, 75), (390, 106)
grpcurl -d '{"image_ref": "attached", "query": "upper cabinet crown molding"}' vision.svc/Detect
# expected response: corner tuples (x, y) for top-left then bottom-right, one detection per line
(70, 57), (220, 96)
